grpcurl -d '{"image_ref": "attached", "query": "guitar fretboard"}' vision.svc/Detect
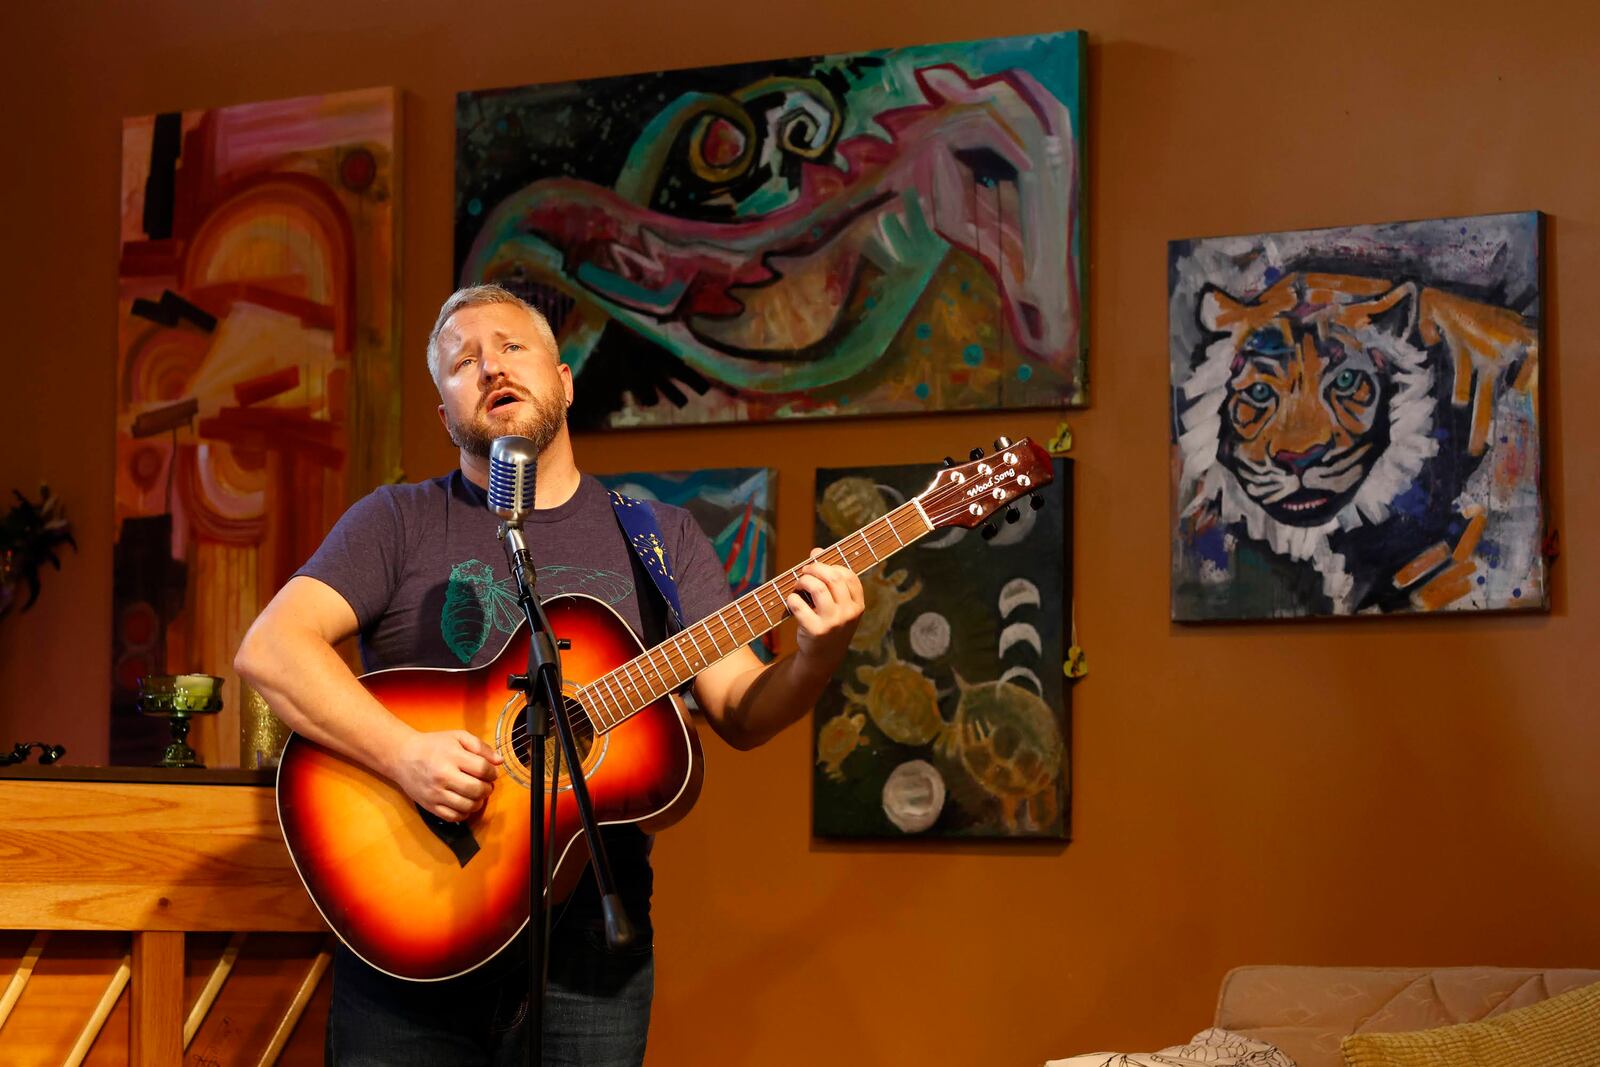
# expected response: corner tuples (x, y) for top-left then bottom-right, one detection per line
(577, 499), (934, 732)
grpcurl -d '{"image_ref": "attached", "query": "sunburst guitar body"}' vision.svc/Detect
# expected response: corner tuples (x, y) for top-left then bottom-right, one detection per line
(276, 596), (700, 982)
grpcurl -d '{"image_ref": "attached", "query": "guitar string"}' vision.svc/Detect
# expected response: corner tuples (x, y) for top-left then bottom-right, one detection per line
(482, 463), (1033, 781)
(487, 520), (917, 777)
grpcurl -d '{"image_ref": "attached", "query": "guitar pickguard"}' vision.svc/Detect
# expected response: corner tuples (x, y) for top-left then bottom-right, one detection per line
(414, 802), (481, 867)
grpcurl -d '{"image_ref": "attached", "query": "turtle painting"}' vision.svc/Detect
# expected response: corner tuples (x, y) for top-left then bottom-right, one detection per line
(812, 458), (1071, 840)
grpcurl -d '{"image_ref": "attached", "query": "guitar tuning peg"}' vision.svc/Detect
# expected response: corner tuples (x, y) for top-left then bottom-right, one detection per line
(994, 435), (1012, 451)
(942, 456), (957, 468)
(1005, 505), (1020, 524)
(969, 446), (985, 460)
(980, 522), (998, 541)
(1030, 495), (1046, 511)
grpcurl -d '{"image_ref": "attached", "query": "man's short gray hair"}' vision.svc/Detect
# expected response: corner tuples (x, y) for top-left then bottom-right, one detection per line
(426, 284), (559, 379)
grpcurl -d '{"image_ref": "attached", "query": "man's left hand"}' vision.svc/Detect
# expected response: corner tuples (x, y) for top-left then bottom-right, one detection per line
(786, 548), (864, 668)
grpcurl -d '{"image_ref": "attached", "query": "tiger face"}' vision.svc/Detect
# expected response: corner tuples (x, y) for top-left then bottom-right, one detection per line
(1197, 277), (1419, 528)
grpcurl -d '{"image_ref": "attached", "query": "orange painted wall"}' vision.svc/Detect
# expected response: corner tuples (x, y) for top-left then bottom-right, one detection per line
(1, 2), (1596, 1063)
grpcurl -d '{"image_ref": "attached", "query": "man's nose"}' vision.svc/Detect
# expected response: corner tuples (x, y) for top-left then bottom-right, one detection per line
(477, 349), (506, 379)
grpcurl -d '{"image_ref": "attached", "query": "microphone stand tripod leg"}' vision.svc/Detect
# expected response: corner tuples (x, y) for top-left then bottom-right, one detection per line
(523, 672), (547, 1067)
(542, 669), (635, 952)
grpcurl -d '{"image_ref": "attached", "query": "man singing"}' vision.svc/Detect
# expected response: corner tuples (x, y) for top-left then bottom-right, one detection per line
(236, 284), (863, 1065)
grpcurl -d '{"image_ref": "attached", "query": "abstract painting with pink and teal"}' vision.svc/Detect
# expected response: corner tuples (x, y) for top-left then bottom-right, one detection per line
(456, 31), (1085, 428)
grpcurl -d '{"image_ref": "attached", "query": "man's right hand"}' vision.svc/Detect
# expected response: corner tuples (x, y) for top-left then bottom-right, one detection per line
(389, 730), (503, 822)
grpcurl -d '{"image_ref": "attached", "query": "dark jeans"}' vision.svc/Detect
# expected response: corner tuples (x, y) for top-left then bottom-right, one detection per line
(326, 922), (653, 1066)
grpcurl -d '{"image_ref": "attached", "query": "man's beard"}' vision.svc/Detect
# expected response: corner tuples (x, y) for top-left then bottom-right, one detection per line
(445, 389), (566, 460)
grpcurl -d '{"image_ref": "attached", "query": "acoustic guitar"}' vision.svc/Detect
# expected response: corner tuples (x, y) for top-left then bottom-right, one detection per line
(276, 438), (1054, 980)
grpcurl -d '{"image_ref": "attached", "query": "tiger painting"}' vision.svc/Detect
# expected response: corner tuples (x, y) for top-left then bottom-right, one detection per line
(1170, 257), (1545, 620)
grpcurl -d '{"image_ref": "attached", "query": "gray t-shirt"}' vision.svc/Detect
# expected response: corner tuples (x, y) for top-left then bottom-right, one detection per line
(295, 470), (733, 937)
(299, 470), (731, 673)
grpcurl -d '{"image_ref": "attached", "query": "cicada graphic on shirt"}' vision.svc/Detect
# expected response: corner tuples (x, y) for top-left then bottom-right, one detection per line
(440, 559), (635, 663)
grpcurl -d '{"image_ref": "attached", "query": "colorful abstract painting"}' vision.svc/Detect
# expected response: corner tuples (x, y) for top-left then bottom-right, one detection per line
(811, 459), (1070, 840)
(596, 467), (775, 658)
(456, 31), (1085, 429)
(1169, 212), (1545, 621)
(115, 88), (401, 764)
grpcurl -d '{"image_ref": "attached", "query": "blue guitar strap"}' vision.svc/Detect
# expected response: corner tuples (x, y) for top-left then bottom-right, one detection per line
(608, 490), (686, 632)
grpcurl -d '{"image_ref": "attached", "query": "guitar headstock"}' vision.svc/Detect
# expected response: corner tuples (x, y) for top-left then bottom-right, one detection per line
(917, 436), (1055, 531)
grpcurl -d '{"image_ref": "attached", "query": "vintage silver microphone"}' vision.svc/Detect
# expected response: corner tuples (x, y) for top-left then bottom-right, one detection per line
(488, 435), (539, 525)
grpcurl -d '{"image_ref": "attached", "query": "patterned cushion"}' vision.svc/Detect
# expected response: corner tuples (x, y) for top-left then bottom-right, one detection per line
(1340, 979), (1600, 1066)
(1045, 1027), (1296, 1067)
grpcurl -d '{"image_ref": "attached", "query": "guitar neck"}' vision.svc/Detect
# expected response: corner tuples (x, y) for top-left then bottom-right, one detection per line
(579, 498), (935, 732)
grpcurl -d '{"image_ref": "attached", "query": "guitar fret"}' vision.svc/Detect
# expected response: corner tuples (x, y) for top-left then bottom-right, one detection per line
(600, 674), (623, 724)
(576, 685), (602, 730)
(716, 609), (739, 650)
(703, 619), (725, 656)
(665, 636), (691, 679)
(733, 598), (755, 633)
(630, 662), (656, 703)
(642, 652), (666, 695)
(623, 663), (646, 705)
(621, 669), (642, 711)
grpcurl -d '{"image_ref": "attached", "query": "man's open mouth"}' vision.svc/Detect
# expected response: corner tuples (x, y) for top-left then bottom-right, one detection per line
(485, 389), (524, 412)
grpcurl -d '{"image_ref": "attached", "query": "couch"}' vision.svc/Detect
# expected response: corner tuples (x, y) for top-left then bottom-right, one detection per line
(1211, 965), (1600, 1067)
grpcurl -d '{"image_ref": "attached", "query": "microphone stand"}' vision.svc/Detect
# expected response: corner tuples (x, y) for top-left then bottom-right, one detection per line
(499, 519), (633, 1067)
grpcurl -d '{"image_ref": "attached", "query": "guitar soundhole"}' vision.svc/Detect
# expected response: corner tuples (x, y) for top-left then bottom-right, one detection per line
(539, 710), (596, 783)
(500, 691), (602, 790)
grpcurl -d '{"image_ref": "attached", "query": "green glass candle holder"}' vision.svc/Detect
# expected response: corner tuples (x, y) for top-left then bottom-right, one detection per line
(137, 674), (224, 768)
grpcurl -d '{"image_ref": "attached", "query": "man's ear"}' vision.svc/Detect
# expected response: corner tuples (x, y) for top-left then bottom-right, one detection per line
(560, 362), (574, 407)
(436, 403), (449, 432)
